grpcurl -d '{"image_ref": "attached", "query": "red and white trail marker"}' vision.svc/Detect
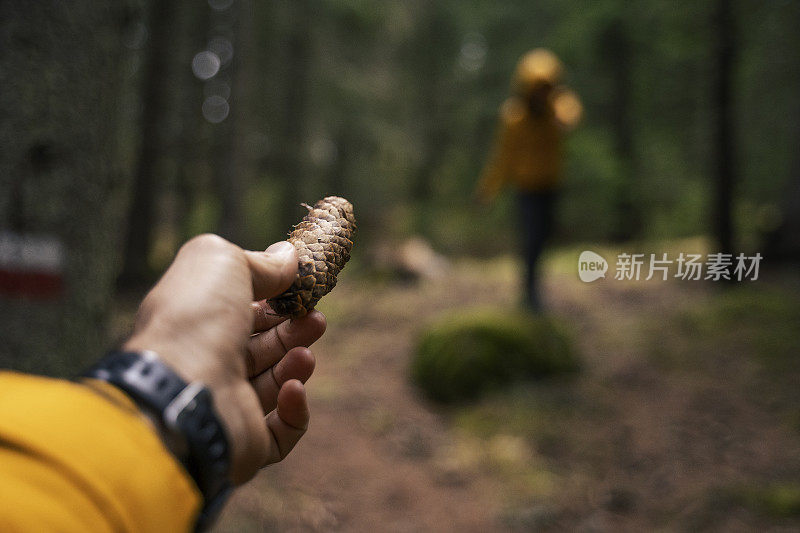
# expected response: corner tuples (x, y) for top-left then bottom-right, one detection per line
(0, 231), (65, 299)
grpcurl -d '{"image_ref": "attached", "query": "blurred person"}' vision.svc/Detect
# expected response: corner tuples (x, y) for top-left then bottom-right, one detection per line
(476, 48), (582, 310)
(0, 234), (326, 531)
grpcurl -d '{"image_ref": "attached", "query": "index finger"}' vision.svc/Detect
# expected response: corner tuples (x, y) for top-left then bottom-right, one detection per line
(251, 300), (287, 334)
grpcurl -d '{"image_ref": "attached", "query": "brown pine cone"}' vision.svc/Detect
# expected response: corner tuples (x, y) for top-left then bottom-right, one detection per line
(268, 196), (356, 318)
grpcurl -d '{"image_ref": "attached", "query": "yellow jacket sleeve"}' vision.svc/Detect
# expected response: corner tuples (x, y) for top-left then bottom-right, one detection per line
(0, 371), (202, 532)
(475, 99), (520, 203)
(553, 87), (582, 130)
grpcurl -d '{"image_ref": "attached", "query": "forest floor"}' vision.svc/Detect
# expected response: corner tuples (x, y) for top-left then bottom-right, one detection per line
(196, 245), (800, 533)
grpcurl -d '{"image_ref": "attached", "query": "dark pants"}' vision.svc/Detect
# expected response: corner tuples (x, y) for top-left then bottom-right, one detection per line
(519, 190), (557, 310)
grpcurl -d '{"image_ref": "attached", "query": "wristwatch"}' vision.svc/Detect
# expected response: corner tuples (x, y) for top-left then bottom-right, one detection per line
(82, 350), (232, 531)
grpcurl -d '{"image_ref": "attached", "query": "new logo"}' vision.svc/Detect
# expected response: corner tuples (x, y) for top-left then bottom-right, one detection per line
(578, 250), (608, 282)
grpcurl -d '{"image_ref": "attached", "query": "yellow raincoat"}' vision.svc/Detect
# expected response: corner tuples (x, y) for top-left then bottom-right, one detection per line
(0, 372), (201, 532)
(476, 49), (582, 202)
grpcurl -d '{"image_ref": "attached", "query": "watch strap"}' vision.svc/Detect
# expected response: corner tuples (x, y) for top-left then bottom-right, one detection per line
(82, 350), (231, 531)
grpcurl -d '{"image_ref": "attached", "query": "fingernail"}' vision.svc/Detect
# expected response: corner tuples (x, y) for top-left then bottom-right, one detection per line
(265, 241), (295, 258)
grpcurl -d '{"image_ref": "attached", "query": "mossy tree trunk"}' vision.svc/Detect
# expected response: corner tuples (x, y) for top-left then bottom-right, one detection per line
(0, 2), (129, 375)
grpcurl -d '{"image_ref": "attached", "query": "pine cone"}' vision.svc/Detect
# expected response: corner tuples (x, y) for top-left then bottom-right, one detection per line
(268, 196), (356, 318)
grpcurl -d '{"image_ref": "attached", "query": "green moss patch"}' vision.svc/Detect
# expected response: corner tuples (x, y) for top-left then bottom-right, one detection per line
(411, 309), (579, 404)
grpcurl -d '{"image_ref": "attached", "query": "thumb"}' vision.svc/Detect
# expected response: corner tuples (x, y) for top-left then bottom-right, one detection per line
(244, 241), (297, 300)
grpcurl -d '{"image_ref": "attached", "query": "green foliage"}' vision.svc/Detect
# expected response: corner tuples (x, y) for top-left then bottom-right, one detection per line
(560, 127), (622, 241)
(675, 285), (800, 372)
(743, 484), (800, 518)
(716, 483), (800, 519)
(241, 178), (290, 249)
(411, 309), (579, 404)
(185, 193), (221, 239)
(123, 0), (800, 260)
(426, 196), (517, 257)
(453, 380), (588, 448)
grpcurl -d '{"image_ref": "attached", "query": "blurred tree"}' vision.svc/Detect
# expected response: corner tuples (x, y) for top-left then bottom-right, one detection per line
(749, 0), (800, 262)
(303, 1), (394, 248)
(118, 0), (177, 287)
(405, 2), (460, 237)
(0, 1), (130, 374)
(600, 14), (641, 241)
(276, 0), (311, 235)
(711, 0), (737, 255)
(173, 1), (211, 244)
(765, 120), (800, 262)
(211, 0), (251, 245)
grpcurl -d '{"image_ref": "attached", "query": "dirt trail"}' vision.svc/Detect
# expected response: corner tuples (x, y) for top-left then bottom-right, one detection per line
(213, 258), (800, 532)
(215, 259), (516, 532)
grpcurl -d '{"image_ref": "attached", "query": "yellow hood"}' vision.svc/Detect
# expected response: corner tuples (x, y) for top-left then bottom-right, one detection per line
(513, 48), (563, 94)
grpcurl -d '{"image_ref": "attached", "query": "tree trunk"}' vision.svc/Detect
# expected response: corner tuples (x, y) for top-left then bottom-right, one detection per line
(212, 0), (253, 245)
(0, 2), (129, 375)
(712, 0), (736, 255)
(174, 1), (211, 244)
(118, 0), (177, 287)
(764, 110), (800, 262)
(408, 3), (455, 237)
(277, 0), (311, 235)
(602, 16), (640, 242)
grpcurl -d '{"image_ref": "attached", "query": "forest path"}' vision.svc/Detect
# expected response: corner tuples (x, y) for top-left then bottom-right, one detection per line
(213, 255), (800, 532)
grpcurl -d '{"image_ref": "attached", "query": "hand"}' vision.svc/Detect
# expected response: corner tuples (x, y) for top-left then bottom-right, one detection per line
(122, 234), (326, 484)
